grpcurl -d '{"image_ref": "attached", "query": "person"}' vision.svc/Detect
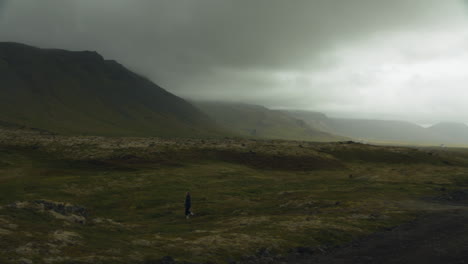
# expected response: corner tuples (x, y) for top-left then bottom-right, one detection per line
(185, 192), (194, 219)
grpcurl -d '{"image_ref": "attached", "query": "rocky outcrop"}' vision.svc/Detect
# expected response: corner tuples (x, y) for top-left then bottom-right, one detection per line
(34, 200), (88, 218)
(8, 200), (88, 224)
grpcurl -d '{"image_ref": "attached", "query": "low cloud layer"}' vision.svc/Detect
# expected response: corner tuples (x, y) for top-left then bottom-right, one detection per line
(1, 0), (468, 124)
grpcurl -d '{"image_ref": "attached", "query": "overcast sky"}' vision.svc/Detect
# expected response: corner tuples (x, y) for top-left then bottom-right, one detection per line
(1, 0), (468, 124)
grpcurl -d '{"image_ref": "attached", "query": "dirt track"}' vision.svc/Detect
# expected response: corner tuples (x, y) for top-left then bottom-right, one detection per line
(301, 206), (468, 264)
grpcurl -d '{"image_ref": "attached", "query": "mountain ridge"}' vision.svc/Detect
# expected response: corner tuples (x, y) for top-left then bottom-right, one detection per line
(0, 42), (223, 137)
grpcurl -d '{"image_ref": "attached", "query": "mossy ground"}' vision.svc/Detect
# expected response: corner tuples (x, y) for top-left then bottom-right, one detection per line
(1, 131), (468, 263)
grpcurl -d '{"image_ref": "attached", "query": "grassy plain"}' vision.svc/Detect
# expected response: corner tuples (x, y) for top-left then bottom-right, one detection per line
(1, 128), (468, 263)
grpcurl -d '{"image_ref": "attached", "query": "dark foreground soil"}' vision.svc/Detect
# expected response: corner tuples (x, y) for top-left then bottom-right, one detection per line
(299, 208), (468, 264)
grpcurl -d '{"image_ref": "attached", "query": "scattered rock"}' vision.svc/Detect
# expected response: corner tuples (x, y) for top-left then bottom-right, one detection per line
(8, 201), (31, 209)
(7, 223), (18, 229)
(47, 243), (61, 254)
(16, 242), (38, 255)
(43, 256), (68, 264)
(48, 210), (86, 224)
(132, 239), (153, 247)
(34, 200), (88, 218)
(92, 217), (105, 224)
(18, 258), (33, 264)
(0, 227), (12, 235)
(52, 230), (81, 246)
(7, 200), (88, 224)
(92, 217), (126, 228)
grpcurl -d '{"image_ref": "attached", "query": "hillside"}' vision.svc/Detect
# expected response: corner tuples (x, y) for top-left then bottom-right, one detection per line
(194, 101), (345, 142)
(285, 110), (468, 146)
(0, 42), (222, 137)
(281, 110), (335, 133)
(428, 122), (468, 145)
(327, 118), (439, 144)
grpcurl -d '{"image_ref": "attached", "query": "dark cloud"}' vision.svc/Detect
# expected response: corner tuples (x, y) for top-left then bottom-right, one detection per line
(1, 0), (468, 123)
(0, 1), (458, 70)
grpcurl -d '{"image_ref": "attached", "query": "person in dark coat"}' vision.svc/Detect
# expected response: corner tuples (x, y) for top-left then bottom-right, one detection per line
(185, 192), (194, 219)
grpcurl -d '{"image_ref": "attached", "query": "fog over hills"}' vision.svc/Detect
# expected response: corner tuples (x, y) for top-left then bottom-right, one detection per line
(194, 101), (345, 142)
(428, 122), (468, 145)
(1, 41), (466, 145)
(285, 110), (468, 146)
(2, 1), (468, 125)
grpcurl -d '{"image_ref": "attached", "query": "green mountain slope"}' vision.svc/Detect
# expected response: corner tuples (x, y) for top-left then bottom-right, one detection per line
(0, 42), (222, 137)
(194, 101), (345, 142)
